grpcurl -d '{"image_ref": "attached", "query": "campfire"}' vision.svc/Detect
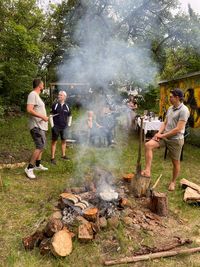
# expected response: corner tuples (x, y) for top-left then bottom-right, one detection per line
(22, 167), (199, 264)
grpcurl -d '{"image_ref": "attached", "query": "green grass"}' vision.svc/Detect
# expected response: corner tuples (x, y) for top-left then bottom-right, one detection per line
(0, 114), (200, 267)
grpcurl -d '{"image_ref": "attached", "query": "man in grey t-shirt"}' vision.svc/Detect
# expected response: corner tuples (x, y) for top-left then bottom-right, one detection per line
(141, 88), (190, 191)
(25, 78), (49, 179)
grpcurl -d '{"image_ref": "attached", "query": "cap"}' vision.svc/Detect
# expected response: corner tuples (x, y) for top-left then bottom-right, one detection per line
(170, 88), (184, 99)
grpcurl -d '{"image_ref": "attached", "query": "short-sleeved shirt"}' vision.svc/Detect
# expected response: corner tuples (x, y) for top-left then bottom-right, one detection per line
(164, 103), (190, 140)
(51, 102), (71, 129)
(27, 91), (48, 131)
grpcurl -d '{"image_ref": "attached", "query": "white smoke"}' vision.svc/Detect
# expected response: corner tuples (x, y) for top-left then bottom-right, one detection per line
(58, 0), (158, 88)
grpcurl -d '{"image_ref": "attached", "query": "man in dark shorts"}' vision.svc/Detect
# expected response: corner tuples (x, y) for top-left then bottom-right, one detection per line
(51, 91), (71, 164)
(141, 88), (190, 191)
(25, 78), (48, 179)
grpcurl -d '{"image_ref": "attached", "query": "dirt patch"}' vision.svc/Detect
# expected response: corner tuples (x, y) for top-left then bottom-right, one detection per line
(0, 149), (31, 164)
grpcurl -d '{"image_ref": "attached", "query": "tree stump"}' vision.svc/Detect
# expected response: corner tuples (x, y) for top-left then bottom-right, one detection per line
(149, 191), (168, 217)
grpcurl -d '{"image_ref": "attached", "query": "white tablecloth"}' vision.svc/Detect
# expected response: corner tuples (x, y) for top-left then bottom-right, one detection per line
(137, 118), (163, 134)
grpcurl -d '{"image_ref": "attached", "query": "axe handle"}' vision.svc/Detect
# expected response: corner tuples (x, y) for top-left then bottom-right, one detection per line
(152, 174), (162, 190)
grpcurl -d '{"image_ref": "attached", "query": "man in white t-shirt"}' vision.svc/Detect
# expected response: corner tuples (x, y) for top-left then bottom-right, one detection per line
(25, 78), (49, 179)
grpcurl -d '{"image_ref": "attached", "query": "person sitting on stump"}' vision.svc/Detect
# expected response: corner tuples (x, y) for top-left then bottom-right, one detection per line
(51, 91), (71, 164)
(141, 88), (190, 191)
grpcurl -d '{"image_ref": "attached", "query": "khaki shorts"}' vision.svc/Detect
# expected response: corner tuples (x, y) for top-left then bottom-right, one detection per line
(159, 138), (184, 161)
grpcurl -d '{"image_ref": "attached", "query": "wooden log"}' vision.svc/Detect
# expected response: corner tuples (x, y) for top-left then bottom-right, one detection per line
(44, 218), (63, 237)
(180, 178), (200, 194)
(22, 230), (44, 250)
(51, 229), (72, 257)
(104, 246), (200, 266)
(78, 222), (94, 241)
(149, 191), (168, 217)
(184, 187), (200, 202)
(39, 238), (51, 255)
(83, 207), (98, 222)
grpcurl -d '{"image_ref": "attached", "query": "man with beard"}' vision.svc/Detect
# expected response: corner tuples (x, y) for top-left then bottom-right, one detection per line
(141, 89), (190, 191)
(25, 78), (48, 179)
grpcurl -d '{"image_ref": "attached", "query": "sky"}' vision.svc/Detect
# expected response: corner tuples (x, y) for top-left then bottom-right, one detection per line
(180, 0), (200, 13)
(40, 0), (200, 14)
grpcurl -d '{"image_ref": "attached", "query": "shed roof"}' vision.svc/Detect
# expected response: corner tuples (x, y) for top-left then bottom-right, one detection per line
(158, 71), (200, 85)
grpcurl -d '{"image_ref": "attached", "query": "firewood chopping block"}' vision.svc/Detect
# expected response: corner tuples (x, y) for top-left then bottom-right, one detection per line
(148, 174), (168, 217)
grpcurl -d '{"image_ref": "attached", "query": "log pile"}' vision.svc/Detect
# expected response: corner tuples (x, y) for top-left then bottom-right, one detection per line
(22, 184), (129, 257)
(180, 178), (200, 203)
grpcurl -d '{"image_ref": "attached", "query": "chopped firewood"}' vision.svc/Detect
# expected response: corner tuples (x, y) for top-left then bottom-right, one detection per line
(44, 218), (63, 237)
(104, 246), (200, 266)
(60, 193), (80, 204)
(76, 215), (89, 225)
(184, 187), (200, 202)
(22, 230), (44, 250)
(71, 187), (86, 194)
(149, 191), (168, 217)
(180, 178), (200, 194)
(78, 222), (94, 241)
(51, 229), (73, 257)
(123, 173), (134, 183)
(39, 238), (51, 255)
(83, 207), (98, 222)
(50, 211), (62, 220)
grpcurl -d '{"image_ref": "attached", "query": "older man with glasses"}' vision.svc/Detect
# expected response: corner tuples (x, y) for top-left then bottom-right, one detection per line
(50, 91), (71, 164)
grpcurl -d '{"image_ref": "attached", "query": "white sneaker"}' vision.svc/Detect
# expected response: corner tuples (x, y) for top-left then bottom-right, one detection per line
(25, 167), (36, 179)
(34, 164), (48, 171)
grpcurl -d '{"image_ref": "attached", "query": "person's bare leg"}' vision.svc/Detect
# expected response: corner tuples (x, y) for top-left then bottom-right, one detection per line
(29, 149), (43, 165)
(61, 140), (66, 157)
(51, 140), (57, 159)
(142, 139), (160, 177)
(168, 159), (180, 191)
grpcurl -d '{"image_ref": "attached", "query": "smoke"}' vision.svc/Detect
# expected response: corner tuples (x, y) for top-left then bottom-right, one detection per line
(58, 0), (158, 88)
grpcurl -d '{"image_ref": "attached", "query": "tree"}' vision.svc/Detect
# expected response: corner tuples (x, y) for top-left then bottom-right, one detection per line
(0, 0), (45, 105)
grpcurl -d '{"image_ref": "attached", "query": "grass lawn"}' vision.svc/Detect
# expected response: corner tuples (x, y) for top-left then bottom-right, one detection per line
(0, 114), (200, 267)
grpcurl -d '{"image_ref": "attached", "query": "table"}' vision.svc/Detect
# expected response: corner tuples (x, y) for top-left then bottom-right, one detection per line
(137, 117), (163, 141)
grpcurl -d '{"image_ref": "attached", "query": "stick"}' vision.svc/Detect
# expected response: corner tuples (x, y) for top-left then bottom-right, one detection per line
(104, 246), (200, 266)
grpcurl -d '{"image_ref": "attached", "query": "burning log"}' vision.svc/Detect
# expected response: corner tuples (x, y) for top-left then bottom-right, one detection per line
(22, 230), (44, 250)
(122, 173), (134, 183)
(44, 218), (63, 237)
(149, 191), (168, 217)
(51, 229), (73, 257)
(104, 246), (200, 266)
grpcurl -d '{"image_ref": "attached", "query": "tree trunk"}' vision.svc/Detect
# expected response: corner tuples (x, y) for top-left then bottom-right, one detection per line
(149, 191), (168, 217)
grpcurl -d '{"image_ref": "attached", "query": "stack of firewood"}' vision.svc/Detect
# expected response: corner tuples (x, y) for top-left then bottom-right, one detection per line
(180, 178), (200, 203)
